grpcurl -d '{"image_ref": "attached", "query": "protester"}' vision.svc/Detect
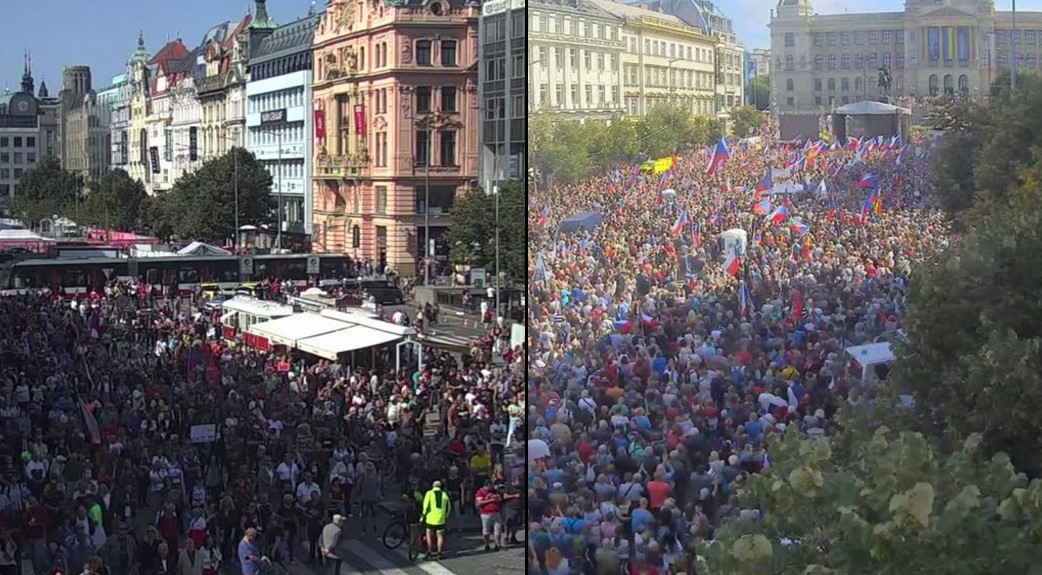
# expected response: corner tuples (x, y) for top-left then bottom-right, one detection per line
(528, 126), (946, 574)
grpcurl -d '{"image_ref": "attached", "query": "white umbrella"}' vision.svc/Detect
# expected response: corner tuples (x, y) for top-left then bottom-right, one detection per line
(660, 188), (677, 197)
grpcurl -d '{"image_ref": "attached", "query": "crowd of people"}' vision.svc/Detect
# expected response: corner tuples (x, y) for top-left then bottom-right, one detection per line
(0, 268), (525, 575)
(526, 125), (948, 575)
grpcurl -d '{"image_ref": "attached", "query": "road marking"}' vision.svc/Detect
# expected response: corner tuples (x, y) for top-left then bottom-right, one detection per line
(344, 538), (412, 575)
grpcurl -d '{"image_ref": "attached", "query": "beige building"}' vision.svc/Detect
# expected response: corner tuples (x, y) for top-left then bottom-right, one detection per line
(590, 0), (718, 117)
(769, 0), (1042, 113)
(528, 0), (626, 119)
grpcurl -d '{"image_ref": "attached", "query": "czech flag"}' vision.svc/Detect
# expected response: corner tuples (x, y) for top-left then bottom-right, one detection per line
(739, 280), (751, 319)
(705, 138), (730, 175)
(672, 211), (690, 237)
(639, 311), (660, 329)
(856, 173), (879, 189)
(613, 320), (635, 334)
(753, 169), (773, 201)
(789, 219), (810, 237)
(692, 223), (703, 248)
(764, 205), (790, 223)
(538, 206), (550, 227)
(753, 199), (773, 216)
(723, 245), (742, 277)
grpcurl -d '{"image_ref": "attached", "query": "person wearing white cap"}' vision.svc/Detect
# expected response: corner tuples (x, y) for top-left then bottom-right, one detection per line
(319, 514), (346, 575)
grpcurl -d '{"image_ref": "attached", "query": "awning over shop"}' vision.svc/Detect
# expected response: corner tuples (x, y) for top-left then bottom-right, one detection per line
(295, 326), (402, 360)
(247, 313), (346, 346)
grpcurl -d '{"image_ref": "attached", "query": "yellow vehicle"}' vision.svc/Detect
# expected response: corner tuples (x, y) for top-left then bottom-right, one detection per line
(640, 157), (674, 175)
(234, 282), (268, 297)
(200, 283), (223, 300)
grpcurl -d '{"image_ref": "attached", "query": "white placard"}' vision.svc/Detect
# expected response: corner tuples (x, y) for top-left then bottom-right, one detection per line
(190, 424), (218, 443)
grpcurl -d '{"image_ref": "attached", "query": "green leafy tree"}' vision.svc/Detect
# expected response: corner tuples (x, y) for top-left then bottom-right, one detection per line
(7, 156), (79, 228)
(703, 426), (1042, 575)
(689, 115), (725, 148)
(749, 75), (771, 110)
(730, 106), (765, 138)
(637, 102), (694, 158)
(165, 147), (273, 242)
(545, 121), (595, 184)
(81, 169), (148, 231)
(889, 189), (1042, 476)
(447, 181), (523, 280)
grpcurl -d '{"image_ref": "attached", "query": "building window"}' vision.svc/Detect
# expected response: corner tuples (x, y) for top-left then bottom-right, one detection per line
(416, 40), (432, 66)
(813, 33), (823, 47)
(416, 130), (430, 166)
(868, 31), (879, 45)
(784, 33), (795, 47)
(841, 77), (850, 91)
(13, 138), (21, 148)
(0, 138), (6, 147)
(814, 55), (823, 70)
(440, 131), (456, 167)
(441, 40), (457, 67)
(814, 78), (822, 92)
(441, 86), (457, 112)
(416, 86), (432, 113)
(785, 55), (794, 70)
(376, 186), (387, 214)
(827, 78), (835, 91)
(26, 137), (35, 148)
(786, 79), (794, 91)
(26, 152), (35, 164)
(828, 32), (838, 46)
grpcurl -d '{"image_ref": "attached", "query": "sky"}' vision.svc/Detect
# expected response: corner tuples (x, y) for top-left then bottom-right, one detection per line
(0, 0), (319, 95)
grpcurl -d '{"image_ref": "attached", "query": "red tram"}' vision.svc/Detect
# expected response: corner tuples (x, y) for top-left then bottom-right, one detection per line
(2, 253), (352, 296)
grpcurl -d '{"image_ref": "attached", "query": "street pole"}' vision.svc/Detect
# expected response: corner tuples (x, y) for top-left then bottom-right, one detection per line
(233, 149), (240, 251)
(276, 128), (283, 251)
(494, 181), (500, 319)
(1012, 0), (1018, 96)
(424, 119), (432, 286)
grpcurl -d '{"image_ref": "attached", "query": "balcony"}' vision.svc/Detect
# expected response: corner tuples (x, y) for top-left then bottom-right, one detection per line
(197, 73), (231, 96)
(314, 151), (369, 180)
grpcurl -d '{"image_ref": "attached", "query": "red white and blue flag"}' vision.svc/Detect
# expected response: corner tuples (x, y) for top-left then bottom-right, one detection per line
(739, 280), (751, 319)
(672, 211), (690, 237)
(856, 173), (879, 189)
(705, 138), (730, 175)
(723, 245), (742, 277)
(764, 205), (791, 223)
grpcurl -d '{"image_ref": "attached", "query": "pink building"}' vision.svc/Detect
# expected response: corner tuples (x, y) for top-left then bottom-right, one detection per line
(311, 0), (480, 276)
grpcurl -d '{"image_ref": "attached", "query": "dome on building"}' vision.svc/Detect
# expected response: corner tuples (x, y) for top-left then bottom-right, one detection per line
(778, 0), (811, 6)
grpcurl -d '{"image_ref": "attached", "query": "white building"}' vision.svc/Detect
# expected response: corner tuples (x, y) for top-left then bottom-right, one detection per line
(589, 0), (719, 118)
(170, 66), (203, 187)
(246, 15), (317, 235)
(749, 48), (771, 78)
(528, 0), (626, 119)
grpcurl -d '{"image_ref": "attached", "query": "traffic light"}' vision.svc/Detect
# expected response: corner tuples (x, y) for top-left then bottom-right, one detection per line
(149, 146), (160, 174)
(189, 127), (198, 162)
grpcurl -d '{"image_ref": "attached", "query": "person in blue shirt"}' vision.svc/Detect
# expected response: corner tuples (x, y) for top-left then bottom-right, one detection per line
(237, 528), (262, 575)
(744, 413), (765, 443)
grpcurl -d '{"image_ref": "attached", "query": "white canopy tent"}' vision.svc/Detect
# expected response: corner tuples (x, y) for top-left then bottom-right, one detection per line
(833, 100), (911, 116)
(247, 313), (347, 347)
(296, 326), (402, 360)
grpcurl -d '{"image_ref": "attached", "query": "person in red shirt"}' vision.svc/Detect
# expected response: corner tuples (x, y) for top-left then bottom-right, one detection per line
(474, 479), (503, 551)
(645, 471), (671, 512)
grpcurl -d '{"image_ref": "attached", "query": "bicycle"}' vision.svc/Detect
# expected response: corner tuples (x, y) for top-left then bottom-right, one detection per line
(380, 505), (422, 562)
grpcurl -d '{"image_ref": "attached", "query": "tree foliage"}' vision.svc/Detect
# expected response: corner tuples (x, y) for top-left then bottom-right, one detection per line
(158, 147), (273, 242)
(749, 75), (771, 111)
(528, 105), (724, 184)
(7, 156), (79, 228)
(446, 180), (523, 280)
(929, 74), (1042, 219)
(80, 169), (148, 231)
(730, 106), (765, 138)
(703, 427), (1042, 575)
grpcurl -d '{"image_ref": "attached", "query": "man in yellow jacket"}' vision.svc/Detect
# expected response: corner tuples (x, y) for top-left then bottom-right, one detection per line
(422, 480), (451, 559)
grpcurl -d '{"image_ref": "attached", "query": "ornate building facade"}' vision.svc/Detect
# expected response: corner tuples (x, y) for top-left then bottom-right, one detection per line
(197, 16), (253, 161)
(769, 0), (1042, 112)
(0, 61), (49, 202)
(126, 36), (153, 186)
(311, 0), (481, 275)
(144, 40), (191, 194)
(169, 57), (203, 188)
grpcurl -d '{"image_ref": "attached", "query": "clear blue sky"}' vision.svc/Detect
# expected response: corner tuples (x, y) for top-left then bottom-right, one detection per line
(0, 0), (317, 94)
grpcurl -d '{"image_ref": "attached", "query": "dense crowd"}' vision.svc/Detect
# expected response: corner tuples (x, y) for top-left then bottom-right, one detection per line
(526, 127), (947, 575)
(0, 274), (525, 575)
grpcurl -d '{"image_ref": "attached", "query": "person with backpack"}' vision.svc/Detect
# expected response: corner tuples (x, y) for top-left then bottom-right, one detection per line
(421, 481), (451, 560)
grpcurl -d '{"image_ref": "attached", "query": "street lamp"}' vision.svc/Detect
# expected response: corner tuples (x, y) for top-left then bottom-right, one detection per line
(416, 111), (447, 286)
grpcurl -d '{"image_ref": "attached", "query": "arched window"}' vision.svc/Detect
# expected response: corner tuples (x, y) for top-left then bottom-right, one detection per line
(958, 74), (969, 98)
(855, 76), (863, 92)
(828, 54), (837, 69)
(928, 74), (939, 96)
(786, 79), (795, 91)
(943, 74), (953, 95)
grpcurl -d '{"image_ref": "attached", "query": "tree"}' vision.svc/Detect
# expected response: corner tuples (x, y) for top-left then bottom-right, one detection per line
(80, 169), (148, 231)
(887, 188), (1042, 476)
(637, 103), (694, 158)
(446, 181), (524, 280)
(730, 106), (765, 138)
(688, 115), (725, 149)
(7, 156), (79, 228)
(703, 426), (1042, 575)
(164, 147), (273, 242)
(749, 74), (771, 111)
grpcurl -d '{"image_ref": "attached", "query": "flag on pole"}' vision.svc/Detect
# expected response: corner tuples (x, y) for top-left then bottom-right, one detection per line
(672, 211), (690, 237)
(533, 252), (548, 282)
(754, 168), (773, 201)
(856, 173), (879, 189)
(739, 280), (751, 319)
(538, 206), (551, 227)
(764, 205), (791, 223)
(723, 245), (742, 277)
(791, 289), (804, 323)
(705, 138), (730, 175)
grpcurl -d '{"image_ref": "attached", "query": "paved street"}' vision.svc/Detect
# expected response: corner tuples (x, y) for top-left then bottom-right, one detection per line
(283, 536), (526, 575)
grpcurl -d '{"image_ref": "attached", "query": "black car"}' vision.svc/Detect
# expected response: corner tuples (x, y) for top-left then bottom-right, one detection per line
(365, 286), (405, 305)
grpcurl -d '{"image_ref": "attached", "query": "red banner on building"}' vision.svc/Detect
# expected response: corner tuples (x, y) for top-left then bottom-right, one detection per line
(354, 104), (366, 136)
(314, 110), (326, 139)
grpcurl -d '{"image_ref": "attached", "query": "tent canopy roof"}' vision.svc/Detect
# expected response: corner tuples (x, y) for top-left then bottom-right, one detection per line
(834, 100), (911, 116)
